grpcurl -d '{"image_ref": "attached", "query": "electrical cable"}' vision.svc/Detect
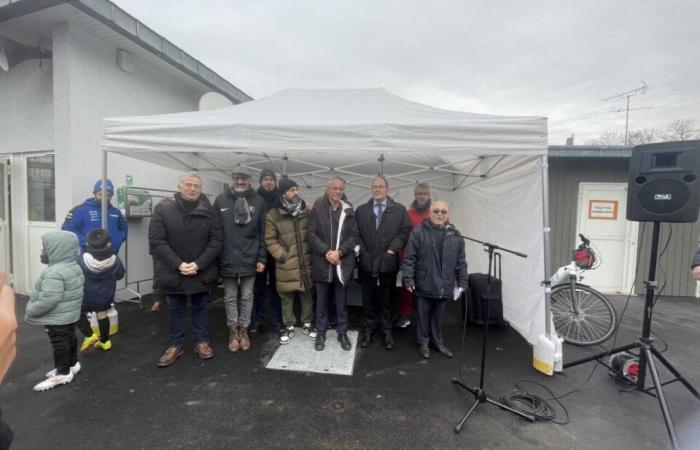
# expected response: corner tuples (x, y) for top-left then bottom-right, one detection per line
(499, 379), (570, 425)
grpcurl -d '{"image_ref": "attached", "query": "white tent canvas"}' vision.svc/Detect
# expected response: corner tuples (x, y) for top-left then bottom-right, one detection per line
(102, 88), (550, 352)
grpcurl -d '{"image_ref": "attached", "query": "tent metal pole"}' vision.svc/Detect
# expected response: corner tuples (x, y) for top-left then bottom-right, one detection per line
(540, 154), (552, 336)
(101, 150), (108, 229)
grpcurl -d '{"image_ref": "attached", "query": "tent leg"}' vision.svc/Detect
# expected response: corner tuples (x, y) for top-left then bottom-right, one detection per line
(540, 154), (552, 336)
(101, 150), (108, 229)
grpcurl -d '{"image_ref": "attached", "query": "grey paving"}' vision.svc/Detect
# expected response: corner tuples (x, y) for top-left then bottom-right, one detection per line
(267, 329), (358, 376)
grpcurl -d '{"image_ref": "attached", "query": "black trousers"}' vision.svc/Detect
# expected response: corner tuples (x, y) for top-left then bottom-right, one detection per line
(315, 272), (348, 334)
(360, 271), (397, 334)
(253, 256), (282, 326)
(414, 295), (447, 348)
(45, 324), (78, 375)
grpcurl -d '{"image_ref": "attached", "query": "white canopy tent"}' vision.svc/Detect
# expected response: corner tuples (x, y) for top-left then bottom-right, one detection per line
(101, 88), (556, 369)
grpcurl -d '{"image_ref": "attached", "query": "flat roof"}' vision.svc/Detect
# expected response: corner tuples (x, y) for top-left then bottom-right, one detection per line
(548, 145), (632, 158)
(0, 0), (252, 104)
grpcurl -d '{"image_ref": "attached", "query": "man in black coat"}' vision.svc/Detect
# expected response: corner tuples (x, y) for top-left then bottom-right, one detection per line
(214, 170), (267, 353)
(149, 173), (223, 367)
(308, 176), (359, 352)
(251, 168), (282, 334)
(355, 176), (411, 350)
(402, 201), (468, 359)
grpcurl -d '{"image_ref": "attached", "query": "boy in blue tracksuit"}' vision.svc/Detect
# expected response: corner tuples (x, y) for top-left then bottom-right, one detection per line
(62, 179), (128, 253)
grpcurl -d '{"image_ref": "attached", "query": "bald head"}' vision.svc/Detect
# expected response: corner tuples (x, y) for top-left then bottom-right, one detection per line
(429, 201), (449, 226)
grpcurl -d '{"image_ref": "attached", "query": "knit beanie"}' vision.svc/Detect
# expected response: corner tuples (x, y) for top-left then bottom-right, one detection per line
(278, 177), (298, 195)
(259, 168), (277, 184)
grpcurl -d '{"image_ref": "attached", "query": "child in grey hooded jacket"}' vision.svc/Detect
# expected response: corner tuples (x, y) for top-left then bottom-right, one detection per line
(25, 231), (84, 391)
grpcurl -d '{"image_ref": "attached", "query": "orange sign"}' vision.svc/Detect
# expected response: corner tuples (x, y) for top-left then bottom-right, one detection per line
(588, 200), (619, 220)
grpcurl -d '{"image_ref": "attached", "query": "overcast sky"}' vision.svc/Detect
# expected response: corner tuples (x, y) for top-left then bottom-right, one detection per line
(113, 0), (700, 145)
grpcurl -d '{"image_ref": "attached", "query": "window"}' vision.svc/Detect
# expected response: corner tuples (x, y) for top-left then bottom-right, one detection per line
(27, 155), (55, 222)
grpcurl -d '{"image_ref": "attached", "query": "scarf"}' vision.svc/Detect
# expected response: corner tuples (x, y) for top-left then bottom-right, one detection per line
(282, 197), (303, 217)
(231, 188), (253, 225)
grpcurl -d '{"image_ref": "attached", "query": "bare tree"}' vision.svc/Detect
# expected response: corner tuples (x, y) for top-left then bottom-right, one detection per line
(627, 127), (662, 145)
(585, 118), (697, 145)
(665, 118), (696, 141)
(585, 130), (625, 145)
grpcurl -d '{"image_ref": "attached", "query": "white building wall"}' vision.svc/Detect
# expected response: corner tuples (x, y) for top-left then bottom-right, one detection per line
(0, 58), (53, 154)
(48, 23), (224, 297)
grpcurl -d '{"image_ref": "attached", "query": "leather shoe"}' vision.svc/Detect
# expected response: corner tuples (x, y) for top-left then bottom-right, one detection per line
(194, 341), (214, 360)
(383, 333), (394, 350)
(337, 333), (352, 351)
(156, 346), (183, 367)
(360, 331), (372, 348)
(436, 345), (453, 358)
(315, 333), (326, 351)
(418, 346), (430, 359)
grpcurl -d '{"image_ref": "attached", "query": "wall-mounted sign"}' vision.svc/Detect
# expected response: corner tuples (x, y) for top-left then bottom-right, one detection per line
(124, 188), (152, 219)
(588, 199), (618, 220)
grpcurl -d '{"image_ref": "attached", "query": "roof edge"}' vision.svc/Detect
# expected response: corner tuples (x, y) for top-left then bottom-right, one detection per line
(0, 0), (253, 104)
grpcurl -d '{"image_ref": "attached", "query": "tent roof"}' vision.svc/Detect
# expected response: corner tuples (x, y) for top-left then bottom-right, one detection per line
(102, 88), (547, 190)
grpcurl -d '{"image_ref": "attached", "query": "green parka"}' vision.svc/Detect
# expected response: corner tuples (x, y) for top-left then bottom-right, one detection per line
(265, 198), (312, 293)
(25, 231), (84, 326)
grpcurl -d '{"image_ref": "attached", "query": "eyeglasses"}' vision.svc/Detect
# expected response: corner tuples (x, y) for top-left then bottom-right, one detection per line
(432, 209), (448, 215)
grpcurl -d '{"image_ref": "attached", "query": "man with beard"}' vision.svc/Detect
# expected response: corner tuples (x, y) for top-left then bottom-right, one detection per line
(251, 169), (283, 334)
(264, 178), (316, 344)
(214, 170), (267, 353)
(395, 182), (432, 329)
(149, 173), (223, 367)
(308, 177), (359, 352)
(62, 179), (128, 253)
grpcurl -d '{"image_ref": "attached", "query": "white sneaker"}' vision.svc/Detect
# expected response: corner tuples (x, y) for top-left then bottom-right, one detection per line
(46, 362), (81, 378)
(279, 326), (295, 345)
(303, 323), (317, 340)
(33, 372), (74, 392)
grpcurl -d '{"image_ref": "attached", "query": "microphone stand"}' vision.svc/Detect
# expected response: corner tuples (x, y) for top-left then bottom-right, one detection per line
(452, 234), (534, 432)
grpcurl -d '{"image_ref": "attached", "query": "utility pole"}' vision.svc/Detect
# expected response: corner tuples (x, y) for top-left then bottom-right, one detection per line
(604, 81), (648, 145)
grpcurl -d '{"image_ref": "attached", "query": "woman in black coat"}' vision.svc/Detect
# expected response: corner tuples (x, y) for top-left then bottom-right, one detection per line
(402, 201), (468, 359)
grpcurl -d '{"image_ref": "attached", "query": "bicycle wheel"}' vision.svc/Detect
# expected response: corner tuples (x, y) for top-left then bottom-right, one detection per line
(550, 283), (617, 346)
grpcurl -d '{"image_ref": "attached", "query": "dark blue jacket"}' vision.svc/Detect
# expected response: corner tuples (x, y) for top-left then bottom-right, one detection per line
(77, 253), (125, 312)
(402, 220), (468, 300)
(62, 198), (128, 252)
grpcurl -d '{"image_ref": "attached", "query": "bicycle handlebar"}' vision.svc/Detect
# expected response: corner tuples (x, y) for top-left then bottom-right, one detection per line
(579, 233), (591, 246)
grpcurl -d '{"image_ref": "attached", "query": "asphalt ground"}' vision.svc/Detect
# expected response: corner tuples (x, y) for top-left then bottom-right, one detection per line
(1, 292), (699, 450)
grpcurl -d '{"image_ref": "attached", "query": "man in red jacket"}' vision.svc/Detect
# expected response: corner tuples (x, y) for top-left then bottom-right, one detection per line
(396, 182), (431, 328)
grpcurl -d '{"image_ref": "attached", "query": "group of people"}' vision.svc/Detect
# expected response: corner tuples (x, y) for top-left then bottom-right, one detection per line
(149, 170), (468, 367)
(9, 167), (700, 398)
(23, 168), (470, 389)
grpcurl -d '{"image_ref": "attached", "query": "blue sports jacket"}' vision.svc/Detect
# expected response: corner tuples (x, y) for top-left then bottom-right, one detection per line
(61, 198), (128, 252)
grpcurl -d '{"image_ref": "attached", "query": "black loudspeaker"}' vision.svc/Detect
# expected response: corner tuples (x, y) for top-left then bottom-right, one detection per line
(626, 140), (700, 222)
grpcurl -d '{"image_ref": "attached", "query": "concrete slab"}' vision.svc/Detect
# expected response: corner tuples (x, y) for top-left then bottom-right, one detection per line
(266, 329), (358, 376)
